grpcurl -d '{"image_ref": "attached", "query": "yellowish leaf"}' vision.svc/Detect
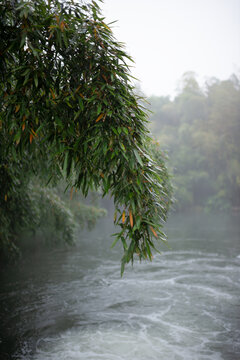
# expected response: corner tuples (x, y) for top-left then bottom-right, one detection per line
(15, 105), (20, 113)
(129, 210), (133, 228)
(60, 21), (65, 31)
(75, 85), (81, 93)
(150, 226), (158, 238)
(50, 88), (55, 99)
(122, 210), (125, 224)
(31, 128), (38, 137)
(96, 113), (104, 123)
(48, 32), (53, 40)
(29, 133), (33, 144)
(102, 22), (111, 32)
(4, 194), (7, 201)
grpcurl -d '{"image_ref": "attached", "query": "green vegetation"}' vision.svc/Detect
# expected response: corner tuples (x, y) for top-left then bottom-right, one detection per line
(148, 72), (240, 212)
(1, 179), (107, 262)
(0, 0), (172, 273)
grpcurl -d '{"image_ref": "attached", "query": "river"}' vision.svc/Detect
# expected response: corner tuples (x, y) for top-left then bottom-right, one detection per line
(0, 213), (240, 360)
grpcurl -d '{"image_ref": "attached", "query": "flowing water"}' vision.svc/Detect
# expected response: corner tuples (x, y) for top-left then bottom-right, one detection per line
(0, 213), (240, 360)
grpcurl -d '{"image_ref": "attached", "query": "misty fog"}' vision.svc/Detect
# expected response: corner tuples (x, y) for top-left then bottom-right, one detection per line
(1, 0), (240, 359)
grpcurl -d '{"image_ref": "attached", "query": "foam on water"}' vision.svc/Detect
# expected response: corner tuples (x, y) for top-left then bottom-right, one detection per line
(16, 249), (238, 360)
(32, 326), (223, 360)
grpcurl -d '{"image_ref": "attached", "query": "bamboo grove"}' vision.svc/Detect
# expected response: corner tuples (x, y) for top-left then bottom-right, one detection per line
(0, 0), (172, 273)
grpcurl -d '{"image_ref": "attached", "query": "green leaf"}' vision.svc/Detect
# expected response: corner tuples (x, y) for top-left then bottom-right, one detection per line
(145, 241), (152, 260)
(74, 110), (81, 121)
(20, 33), (27, 48)
(111, 236), (120, 248)
(121, 237), (128, 250)
(13, 130), (21, 143)
(63, 151), (69, 175)
(133, 149), (143, 166)
(97, 103), (102, 115)
(111, 127), (118, 136)
(121, 259), (125, 277)
(78, 98), (84, 111)
(120, 142), (126, 152)
(34, 73), (38, 88)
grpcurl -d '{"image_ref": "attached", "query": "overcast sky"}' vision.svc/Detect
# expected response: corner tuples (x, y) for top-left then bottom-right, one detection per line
(101, 0), (240, 97)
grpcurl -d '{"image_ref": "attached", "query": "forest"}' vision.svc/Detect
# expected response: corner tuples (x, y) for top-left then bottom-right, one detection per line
(147, 72), (240, 213)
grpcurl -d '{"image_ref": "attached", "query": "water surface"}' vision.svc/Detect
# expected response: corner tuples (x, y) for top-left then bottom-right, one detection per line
(0, 213), (239, 359)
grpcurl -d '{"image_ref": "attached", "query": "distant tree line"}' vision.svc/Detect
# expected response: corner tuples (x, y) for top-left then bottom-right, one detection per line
(148, 72), (240, 212)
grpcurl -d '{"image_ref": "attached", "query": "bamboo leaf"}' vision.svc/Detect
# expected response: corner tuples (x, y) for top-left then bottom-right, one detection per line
(122, 210), (125, 224)
(50, 88), (56, 99)
(129, 209), (133, 228)
(133, 149), (143, 166)
(150, 226), (158, 238)
(34, 73), (38, 88)
(96, 113), (104, 122)
(111, 236), (120, 248)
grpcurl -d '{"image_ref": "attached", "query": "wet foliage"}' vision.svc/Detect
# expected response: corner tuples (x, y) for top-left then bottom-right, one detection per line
(0, 0), (172, 273)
